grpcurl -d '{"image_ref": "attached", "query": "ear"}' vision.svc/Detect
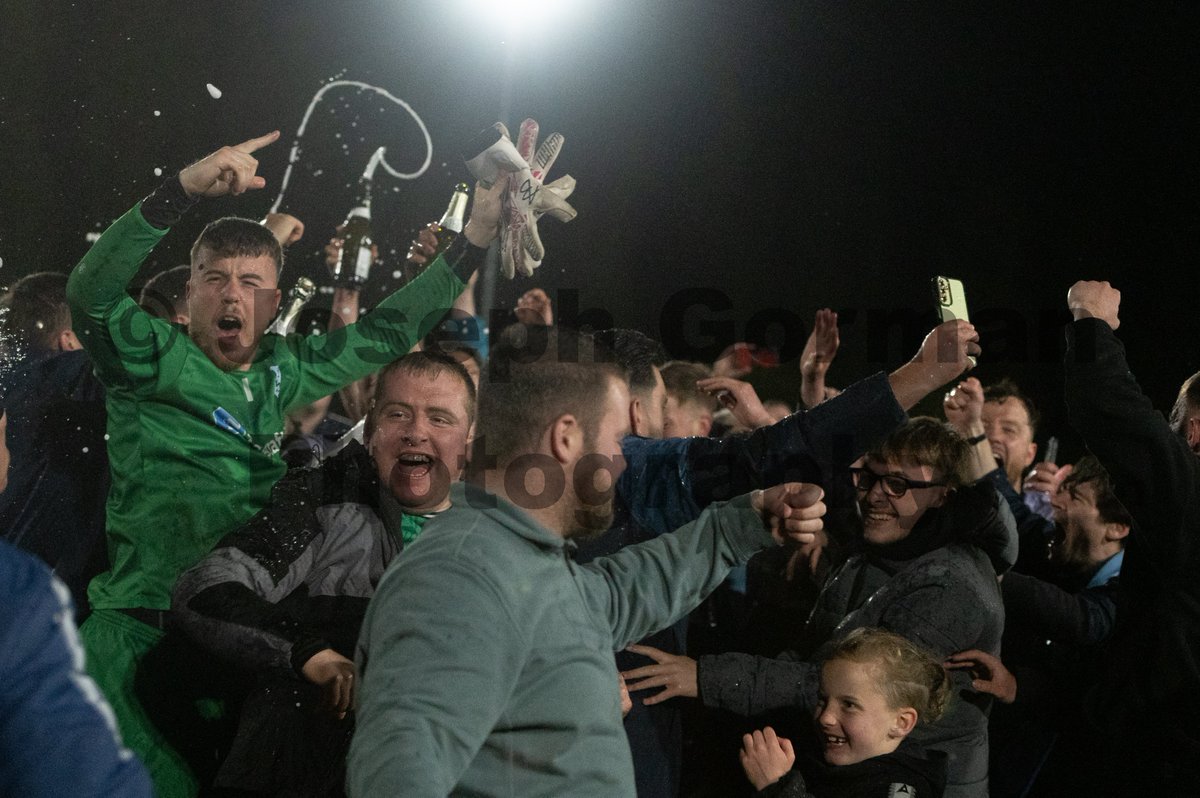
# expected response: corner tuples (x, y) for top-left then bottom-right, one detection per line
(929, 486), (950, 508)
(890, 707), (918, 739)
(548, 414), (582, 465)
(695, 413), (713, 438)
(1187, 417), (1200, 453)
(57, 329), (82, 352)
(1106, 522), (1131, 543)
(629, 396), (647, 438)
(172, 312), (191, 326)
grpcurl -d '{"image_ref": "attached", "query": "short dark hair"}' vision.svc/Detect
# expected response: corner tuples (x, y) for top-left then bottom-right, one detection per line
(866, 416), (971, 489)
(190, 217), (283, 277)
(983, 378), (1040, 436)
(365, 350), (478, 440)
(660, 360), (718, 412)
(477, 326), (623, 465)
(1062, 455), (1133, 530)
(1168, 371), (1200, 437)
(139, 265), (191, 320)
(594, 328), (666, 395)
(2, 271), (70, 353)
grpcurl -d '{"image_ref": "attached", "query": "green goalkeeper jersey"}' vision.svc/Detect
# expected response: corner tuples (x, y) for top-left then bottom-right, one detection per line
(67, 202), (467, 611)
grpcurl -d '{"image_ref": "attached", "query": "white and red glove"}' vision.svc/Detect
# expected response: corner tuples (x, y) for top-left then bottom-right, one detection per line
(464, 119), (577, 278)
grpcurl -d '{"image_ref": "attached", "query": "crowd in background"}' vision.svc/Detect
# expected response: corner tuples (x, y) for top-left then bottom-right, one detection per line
(1, 130), (1198, 798)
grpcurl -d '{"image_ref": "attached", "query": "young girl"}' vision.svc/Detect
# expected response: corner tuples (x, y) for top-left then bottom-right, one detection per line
(740, 627), (951, 797)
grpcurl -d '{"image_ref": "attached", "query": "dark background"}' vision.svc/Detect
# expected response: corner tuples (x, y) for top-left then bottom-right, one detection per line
(2, 1), (1198, 457)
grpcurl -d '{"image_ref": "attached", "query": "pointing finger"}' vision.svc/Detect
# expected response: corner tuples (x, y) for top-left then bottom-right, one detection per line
(233, 129), (281, 154)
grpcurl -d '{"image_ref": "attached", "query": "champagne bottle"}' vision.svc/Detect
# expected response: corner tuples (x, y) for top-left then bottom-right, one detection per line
(431, 182), (470, 253)
(334, 146), (386, 286)
(404, 183), (470, 283)
(267, 277), (316, 335)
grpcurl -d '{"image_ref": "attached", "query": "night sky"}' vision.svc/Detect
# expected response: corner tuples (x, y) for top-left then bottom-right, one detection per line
(3, 1), (1198, 456)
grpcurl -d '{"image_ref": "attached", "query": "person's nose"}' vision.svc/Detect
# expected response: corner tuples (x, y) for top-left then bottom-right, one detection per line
(401, 418), (429, 445)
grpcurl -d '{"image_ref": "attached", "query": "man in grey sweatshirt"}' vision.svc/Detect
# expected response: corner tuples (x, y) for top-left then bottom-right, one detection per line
(347, 328), (827, 797)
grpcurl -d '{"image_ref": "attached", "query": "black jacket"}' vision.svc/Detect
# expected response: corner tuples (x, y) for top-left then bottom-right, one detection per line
(760, 742), (947, 798)
(1064, 318), (1200, 788)
(0, 350), (108, 613)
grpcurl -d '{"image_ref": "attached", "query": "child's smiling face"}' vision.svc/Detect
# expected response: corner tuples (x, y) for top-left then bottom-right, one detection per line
(815, 658), (914, 766)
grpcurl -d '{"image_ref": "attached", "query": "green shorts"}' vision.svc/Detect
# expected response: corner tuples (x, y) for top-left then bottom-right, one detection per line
(80, 609), (199, 798)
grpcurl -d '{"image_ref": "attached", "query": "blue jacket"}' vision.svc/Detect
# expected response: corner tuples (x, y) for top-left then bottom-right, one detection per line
(0, 540), (151, 797)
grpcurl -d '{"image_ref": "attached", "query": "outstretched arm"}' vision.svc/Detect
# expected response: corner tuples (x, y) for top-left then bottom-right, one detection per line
(67, 131), (281, 387)
(1063, 280), (1199, 562)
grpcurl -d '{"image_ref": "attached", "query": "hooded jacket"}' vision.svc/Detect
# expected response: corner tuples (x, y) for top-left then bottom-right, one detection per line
(698, 480), (1014, 798)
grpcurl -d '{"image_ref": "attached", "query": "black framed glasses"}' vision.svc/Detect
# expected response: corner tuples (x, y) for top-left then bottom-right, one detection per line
(849, 467), (945, 498)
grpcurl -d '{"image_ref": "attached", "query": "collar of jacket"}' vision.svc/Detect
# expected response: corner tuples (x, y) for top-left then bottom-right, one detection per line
(451, 482), (574, 551)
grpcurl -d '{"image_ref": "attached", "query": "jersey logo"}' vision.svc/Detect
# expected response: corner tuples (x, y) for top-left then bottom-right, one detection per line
(889, 784), (916, 797)
(213, 407), (253, 444)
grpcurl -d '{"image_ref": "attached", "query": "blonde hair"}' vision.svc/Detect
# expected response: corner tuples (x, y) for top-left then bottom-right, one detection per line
(827, 628), (951, 723)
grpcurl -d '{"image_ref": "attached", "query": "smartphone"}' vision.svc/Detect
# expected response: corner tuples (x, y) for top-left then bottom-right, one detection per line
(1044, 436), (1059, 466)
(933, 276), (970, 323)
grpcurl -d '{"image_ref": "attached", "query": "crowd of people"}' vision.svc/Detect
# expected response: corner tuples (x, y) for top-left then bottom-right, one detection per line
(1, 127), (1198, 798)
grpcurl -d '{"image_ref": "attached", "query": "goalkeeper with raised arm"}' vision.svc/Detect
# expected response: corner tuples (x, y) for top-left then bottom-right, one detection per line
(66, 130), (503, 797)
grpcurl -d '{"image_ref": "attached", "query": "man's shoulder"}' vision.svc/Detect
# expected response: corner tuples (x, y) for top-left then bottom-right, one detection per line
(894, 544), (1000, 596)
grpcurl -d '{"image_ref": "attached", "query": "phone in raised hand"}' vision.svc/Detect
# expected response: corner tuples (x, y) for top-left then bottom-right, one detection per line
(933, 276), (970, 323)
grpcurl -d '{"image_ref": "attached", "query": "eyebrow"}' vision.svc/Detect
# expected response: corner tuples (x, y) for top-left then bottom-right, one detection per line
(380, 401), (462, 420)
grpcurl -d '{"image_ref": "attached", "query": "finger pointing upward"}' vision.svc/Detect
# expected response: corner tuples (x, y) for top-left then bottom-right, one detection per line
(234, 129), (281, 154)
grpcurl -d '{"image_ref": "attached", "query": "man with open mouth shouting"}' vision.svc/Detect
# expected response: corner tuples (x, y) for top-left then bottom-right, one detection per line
(66, 130), (504, 796)
(171, 350), (474, 795)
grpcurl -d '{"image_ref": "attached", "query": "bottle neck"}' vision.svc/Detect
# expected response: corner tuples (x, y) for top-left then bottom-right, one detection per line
(437, 186), (470, 234)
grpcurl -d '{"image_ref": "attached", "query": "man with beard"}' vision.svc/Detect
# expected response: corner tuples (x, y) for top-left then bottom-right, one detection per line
(948, 455), (1129, 796)
(170, 351), (473, 795)
(347, 327), (828, 797)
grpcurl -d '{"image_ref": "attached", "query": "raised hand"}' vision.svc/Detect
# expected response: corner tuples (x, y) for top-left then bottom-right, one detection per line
(740, 727), (796, 791)
(1067, 280), (1121, 330)
(514, 288), (554, 326)
(800, 308), (840, 408)
(696, 376), (773, 429)
(1026, 461), (1072, 496)
(888, 319), (981, 410)
(943, 376), (985, 433)
(261, 212), (304, 247)
(179, 130), (280, 198)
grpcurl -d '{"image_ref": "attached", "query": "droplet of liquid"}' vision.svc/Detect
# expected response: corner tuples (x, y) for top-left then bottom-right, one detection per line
(205, 83), (222, 99)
